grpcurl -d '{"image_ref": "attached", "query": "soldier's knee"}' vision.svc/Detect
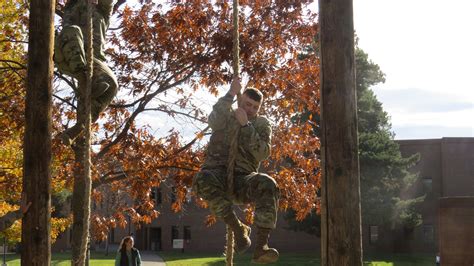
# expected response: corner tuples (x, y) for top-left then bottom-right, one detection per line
(107, 74), (118, 94)
(192, 170), (221, 198)
(94, 68), (118, 98)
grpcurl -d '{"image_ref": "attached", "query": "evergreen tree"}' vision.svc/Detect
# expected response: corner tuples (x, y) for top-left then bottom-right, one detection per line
(285, 46), (423, 234)
(356, 48), (422, 229)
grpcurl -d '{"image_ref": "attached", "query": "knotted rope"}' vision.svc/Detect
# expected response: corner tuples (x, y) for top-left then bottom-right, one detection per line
(225, 0), (240, 265)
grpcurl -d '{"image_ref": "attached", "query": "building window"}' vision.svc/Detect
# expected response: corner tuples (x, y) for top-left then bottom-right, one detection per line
(150, 187), (162, 205)
(423, 224), (434, 242)
(110, 228), (115, 243)
(185, 188), (192, 204)
(170, 187), (177, 203)
(422, 176), (432, 193)
(369, 225), (378, 244)
(171, 226), (179, 244)
(183, 226), (191, 240)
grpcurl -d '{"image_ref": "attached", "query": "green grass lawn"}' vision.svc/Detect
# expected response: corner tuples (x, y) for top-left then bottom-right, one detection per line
(161, 251), (320, 266)
(3, 251), (435, 265)
(3, 252), (115, 266)
(160, 251), (436, 266)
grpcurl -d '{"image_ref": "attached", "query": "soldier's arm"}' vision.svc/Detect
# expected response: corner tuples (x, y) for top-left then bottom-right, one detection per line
(239, 117), (272, 161)
(207, 94), (234, 131)
(208, 78), (241, 130)
(0, 209), (22, 231)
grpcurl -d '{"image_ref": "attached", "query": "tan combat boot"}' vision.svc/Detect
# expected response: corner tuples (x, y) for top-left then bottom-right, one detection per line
(251, 227), (279, 264)
(223, 212), (251, 254)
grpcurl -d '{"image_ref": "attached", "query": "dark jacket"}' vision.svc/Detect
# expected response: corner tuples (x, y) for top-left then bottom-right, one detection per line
(115, 247), (141, 266)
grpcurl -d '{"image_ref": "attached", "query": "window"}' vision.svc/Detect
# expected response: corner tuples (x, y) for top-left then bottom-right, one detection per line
(150, 187), (162, 205)
(423, 224), (434, 242)
(171, 226), (179, 244)
(183, 226), (191, 240)
(171, 187), (177, 203)
(422, 176), (432, 193)
(185, 188), (192, 204)
(110, 228), (115, 243)
(369, 225), (378, 244)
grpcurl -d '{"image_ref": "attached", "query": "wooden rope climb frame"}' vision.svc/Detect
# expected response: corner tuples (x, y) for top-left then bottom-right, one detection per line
(225, 0), (240, 265)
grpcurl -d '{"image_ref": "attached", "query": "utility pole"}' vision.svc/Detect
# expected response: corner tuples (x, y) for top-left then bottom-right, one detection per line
(318, 0), (363, 265)
(21, 0), (55, 264)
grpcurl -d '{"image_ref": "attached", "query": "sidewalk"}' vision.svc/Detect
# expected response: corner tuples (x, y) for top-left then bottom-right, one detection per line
(141, 251), (166, 265)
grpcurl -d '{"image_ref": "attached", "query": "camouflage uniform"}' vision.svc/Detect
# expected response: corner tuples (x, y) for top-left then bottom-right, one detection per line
(55, 0), (118, 126)
(193, 93), (279, 229)
(0, 209), (21, 231)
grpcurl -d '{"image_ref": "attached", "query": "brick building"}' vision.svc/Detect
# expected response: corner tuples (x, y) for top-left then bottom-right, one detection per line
(53, 137), (473, 254)
(386, 137), (473, 253)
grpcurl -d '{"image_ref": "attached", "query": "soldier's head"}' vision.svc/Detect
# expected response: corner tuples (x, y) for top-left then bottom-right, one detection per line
(239, 88), (263, 118)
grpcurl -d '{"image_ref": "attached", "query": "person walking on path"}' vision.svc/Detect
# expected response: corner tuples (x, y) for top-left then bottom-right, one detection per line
(115, 236), (141, 266)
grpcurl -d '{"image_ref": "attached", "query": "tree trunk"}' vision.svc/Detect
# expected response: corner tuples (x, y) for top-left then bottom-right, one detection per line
(318, 0), (363, 265)
(21, 0), (55, 264)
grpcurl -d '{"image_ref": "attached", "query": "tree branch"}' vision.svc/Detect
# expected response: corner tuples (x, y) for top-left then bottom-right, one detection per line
(92, 165), (198, 189)
(143, 107), (207, 124)
(162, 125), (210, 162)
(0, 59), (26, 69)
(96, 65), (197, 159)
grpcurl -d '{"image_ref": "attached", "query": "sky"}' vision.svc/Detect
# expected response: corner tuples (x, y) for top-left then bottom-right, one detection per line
(351, 0), (474, 139)
(131, 1), (474, 141)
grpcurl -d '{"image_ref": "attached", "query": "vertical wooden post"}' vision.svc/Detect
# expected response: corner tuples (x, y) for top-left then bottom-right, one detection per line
(318, 0), (363, 265)
(21, 0), (55, 264)
(71, 0), (93, 264)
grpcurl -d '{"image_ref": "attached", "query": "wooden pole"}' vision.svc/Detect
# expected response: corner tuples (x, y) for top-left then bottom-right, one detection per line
(318, 0), (363, 265)
(71, 0), (93, 264)
(21, 0), (55, 264)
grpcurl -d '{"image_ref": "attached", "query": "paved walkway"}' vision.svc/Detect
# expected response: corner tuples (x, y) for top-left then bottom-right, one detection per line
(141, 251), (166, 265)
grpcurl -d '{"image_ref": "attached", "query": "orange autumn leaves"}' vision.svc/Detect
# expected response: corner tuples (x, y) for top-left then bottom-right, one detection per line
(2, 0), (320, 241)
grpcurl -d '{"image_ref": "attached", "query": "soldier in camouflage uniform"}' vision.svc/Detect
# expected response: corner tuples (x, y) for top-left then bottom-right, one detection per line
(193, 78), (280, 264)
(55, 0), (118, 145)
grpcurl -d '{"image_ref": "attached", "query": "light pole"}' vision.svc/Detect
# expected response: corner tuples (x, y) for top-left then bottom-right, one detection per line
(2, 236), (7, 266)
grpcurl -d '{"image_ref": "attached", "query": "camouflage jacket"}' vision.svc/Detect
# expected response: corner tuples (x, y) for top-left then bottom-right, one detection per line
(203, 94), (272, 173)
(62, 0), (114, 62)
(0, 209), (22, 231)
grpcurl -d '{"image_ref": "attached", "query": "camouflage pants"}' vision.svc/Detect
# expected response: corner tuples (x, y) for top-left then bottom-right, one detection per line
(193, 168), (280, 229)
(54, 25), (118, 122)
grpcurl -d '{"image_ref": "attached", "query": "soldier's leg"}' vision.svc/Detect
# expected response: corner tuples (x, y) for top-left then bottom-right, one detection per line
(193, 169), (251, 253)
(90, 59), (118, 122)
(235, 173), (280, 263)
(193, 169), (232, 218)
(55, 25), (88, 145)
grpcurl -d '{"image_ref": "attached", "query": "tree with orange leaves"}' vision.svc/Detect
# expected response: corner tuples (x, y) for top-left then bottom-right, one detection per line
(2, 0), (320, 252)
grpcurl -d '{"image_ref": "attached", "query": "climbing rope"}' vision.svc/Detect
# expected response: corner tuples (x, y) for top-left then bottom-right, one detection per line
(225, 0), (240, 265)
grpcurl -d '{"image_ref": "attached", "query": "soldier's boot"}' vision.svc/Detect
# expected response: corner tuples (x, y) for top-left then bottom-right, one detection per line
(60, 123), (84, 146)
(223, 212), (251, 254)
(251, 227), (279, 264)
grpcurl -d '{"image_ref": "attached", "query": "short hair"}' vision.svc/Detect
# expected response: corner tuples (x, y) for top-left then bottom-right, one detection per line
(243, 88), (263, 102)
